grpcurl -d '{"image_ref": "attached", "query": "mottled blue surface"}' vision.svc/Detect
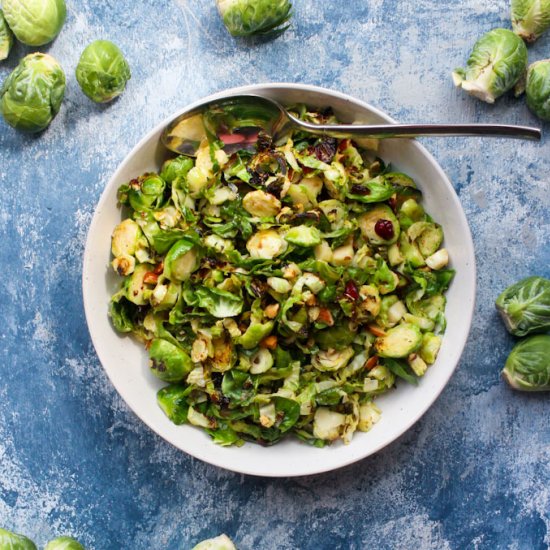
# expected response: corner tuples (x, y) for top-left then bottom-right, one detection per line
(1, 1), (549, 549)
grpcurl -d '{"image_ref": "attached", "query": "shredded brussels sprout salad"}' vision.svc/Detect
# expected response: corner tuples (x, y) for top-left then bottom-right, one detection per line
(108, 105), (455, 448)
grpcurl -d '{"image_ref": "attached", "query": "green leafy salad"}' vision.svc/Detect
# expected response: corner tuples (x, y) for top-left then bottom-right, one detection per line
(109, 106), (455, 447)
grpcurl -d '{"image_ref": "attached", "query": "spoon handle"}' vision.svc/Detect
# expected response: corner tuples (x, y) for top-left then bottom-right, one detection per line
(292, 118), (542, 141)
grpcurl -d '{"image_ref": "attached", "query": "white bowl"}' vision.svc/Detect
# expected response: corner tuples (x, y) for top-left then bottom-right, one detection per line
(82, 83), (476, 477)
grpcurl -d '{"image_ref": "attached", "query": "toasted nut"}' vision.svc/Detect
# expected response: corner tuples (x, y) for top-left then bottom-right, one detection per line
(365, 355), (379, 371)
(143, 272), (159, 285)
(264, 303), (280, 319)
(260, 335), (278, 350)
(317, 308), (334, 326)
(367, 324), (387, 337)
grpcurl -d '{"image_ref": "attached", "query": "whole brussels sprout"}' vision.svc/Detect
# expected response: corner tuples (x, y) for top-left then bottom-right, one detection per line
(76, 40), (131, 103)
(216, 0), (292, 37)
(0, 10), (14, 61)
(1, 53), (66, 133)
(525, 60), (550, 122)
(44, 537), (86, 550)
(511, 0), (550, 43)
(2, 0), (66, 46)
(496, 276), (550, 336)
(503, 334), (550, 391)
(192, 534), (237, 550)
(0, 527), (37, 549)
(452, 28), (528, 104)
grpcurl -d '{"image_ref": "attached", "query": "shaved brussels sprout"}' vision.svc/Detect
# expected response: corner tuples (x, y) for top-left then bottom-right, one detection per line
(503, 335), (550, 391)
(0, 10), (14, 61)
(44, 537), (86, 550)
(76, 40), (131, 103)
(1, 53), (66, 133)
(452, 29), (528, 103)
(216, 0), (292, 37)
(525, 60), (550, 122)
(0, 528), (37, 549)
(496, 276), (550, 336)
(2, 0), (65, 46)
(192, 534), (237, 550)
(512, 0), (550, 43)
(109, 104), (454, 447)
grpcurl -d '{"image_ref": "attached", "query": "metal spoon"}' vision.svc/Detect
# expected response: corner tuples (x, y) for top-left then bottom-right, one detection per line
(161, 94), (542, 156)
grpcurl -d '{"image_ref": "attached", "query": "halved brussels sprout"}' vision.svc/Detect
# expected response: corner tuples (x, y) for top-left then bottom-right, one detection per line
(216, 0), (292, 37)
(149, 338), (193, 382)
(503, 334), (550, 391)
(3, 0), (66, 46)
(0, 10), (14, 61)
(111, 219), (143, 258)
(124, 263), (155, 305)
(452, 28), (528, 103)
(512, 0), (550, 43)
(164, 239), (199, 282)
(407, 221), (443, 257)
(313, 407), (346, 441)
(318, 199), (347, 229)
(1, 53), (65, 133)
(312, 347), (354, 372)
(496, 276), (550, 336)
(44, 537), (86, 550)
(358, 204), (400, 246)
(525, 60), (550, 122)
(374, 323), (422, 358)
(76, 40), (131, 103)
(0, 528), (36, 549)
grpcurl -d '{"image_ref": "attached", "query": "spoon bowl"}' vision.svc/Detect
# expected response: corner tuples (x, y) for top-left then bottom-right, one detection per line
(161, 94), (542, 156)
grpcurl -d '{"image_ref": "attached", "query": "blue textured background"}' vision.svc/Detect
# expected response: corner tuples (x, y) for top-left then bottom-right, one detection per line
(1, 1), (549, 548)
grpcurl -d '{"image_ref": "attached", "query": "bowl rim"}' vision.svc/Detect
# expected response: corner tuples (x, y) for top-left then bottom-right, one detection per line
(82, 82), (476, 477)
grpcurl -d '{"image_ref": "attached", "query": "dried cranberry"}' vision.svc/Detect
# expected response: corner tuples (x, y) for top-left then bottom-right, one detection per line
(344, 280), (359, 301)
(374, 219), (395, 240)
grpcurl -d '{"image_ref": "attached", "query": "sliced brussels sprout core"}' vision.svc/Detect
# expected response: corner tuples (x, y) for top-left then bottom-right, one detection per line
(374, 323), (422, 358)
(452, 28), (528, 104)
(1, 53), (66, 133)
(149, 338), (193, 382)
(3, 0), (66, 46)
(358, 204), (400, 246)
(503, 334), (550, 391)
